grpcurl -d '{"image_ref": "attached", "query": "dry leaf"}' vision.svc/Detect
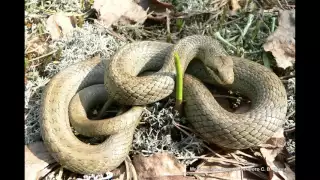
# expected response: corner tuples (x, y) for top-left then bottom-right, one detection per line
(195, 164), (243, 180)
(259, 129), (285, 167)
(263, 158), (295, 180)
(111, 163), (127, 180)
(259, 129), (295, 180)
(93, 0), (174, 27)
(143, 175), (195, 180)
(46, 13), (76, 40)
(138, 0), (174, 21)
(192, 160), (258, 180)
(263, 9), (295, 69)
(132, 153), (186, 179)
(270, 163), (295, 180)
(25, 36), (50, 55)
(137, 0), (173, 13)
(260, 128), (286, 149)
(25, 142), (56, 180)
(93, 0), (147, 27)
(230, 0), (241, 12)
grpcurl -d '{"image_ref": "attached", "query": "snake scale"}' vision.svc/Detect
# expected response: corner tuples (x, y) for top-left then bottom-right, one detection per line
(40, 35), (287, 174)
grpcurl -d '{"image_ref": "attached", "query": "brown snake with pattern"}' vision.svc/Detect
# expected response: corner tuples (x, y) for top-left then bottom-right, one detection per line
(40, 35), (287, 174)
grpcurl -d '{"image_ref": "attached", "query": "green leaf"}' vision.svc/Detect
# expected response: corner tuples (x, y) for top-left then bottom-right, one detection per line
(176, 19), (185, 31)
(262, 52), (271, 69)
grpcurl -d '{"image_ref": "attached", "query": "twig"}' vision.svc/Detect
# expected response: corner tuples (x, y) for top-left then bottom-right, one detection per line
(286, 110), (295, 119)
(173, 121), (194, 132)
(125, 156), (138, 180)
(173, 120), (230, 161)
(25, 33), (50, 53)
(234, 150), (259, 160)
(214, 32), (237, 51)
(204, 13), (221, 25)
(244, 50), (263, 54)
(280, 74), (295, 80)
(284, 126), (295, 133)
(38, 163), (60, 179)
(189, 174), (236, 180)
(124, 157), (131, 180)
(57, 167), (63, 180)
(93, 19), (129, 42)
(287, 155), (295, 164)
(28, 49), (57, 62)
(166, 9), (173, 43)
(222, 16), (244, 26)
(179, 156), (257, 166)
(241, 14), (255, 37)
(173, 121), (223, 159)
(187, 165), (259, 175)
(26, 37), (50, 54)
(276, 0), (285, 9)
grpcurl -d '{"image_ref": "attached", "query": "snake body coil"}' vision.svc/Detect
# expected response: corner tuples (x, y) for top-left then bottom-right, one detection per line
(40, 35), (287, 174)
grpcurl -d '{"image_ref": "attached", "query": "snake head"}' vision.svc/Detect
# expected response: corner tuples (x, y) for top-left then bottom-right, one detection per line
(205, 56), (234, 85)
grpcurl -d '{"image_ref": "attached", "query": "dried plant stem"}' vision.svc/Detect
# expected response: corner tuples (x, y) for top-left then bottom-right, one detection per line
(28, 49), (57, 62)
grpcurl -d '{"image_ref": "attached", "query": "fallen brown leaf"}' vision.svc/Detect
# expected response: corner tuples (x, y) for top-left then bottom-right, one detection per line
(46, 13), (76, 40)
(137, 0), (173, 13)
(93, 0), (147, 27)
(259, 129), (295, 180)
(263, 9), (295, 69)
(138, 0), (174, 22)
(25, 142), (56, 180)
(93, 0), (174, 27)
(25, 36), (50, 55)
(271, 163), (295, 180)
(132, 152), (186, 179)
(143, 175), (195, 180)
(230, 0), (241, 12)
(191, 160), (258, 180)
(260, 128), (286, 149)
(111, 163), (127, 180)
(194, 164), (243, 180)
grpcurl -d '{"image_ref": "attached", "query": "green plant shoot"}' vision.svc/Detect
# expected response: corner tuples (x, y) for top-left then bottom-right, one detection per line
(174, 52), (183, 114)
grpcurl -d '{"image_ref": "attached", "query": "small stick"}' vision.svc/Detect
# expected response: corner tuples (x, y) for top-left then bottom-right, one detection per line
(214, 32), (237, 51)
(234, 150), (260, 160)
(285, 126), (295, 133)
(178, 156), (258, 166)
(242, 14), (255, 37)
(28, 49), (57, 62)
(286, 110), (295, 119)
(280, 74), (295, 80)
(173, 121), (226, 160)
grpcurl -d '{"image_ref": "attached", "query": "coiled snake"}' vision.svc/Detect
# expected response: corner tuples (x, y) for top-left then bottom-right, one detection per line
(39, 35), (287, 174)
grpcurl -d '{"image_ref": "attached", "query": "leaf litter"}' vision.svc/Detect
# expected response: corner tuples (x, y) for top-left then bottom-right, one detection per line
(263, 9), (295, 69)
(93, 0), (174, 27)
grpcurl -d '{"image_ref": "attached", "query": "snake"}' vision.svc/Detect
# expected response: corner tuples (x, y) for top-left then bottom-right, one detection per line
(39, 35), (287, 174)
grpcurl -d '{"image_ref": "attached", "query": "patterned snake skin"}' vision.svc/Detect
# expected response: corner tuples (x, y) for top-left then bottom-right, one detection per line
(40, 35), (287, 174)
